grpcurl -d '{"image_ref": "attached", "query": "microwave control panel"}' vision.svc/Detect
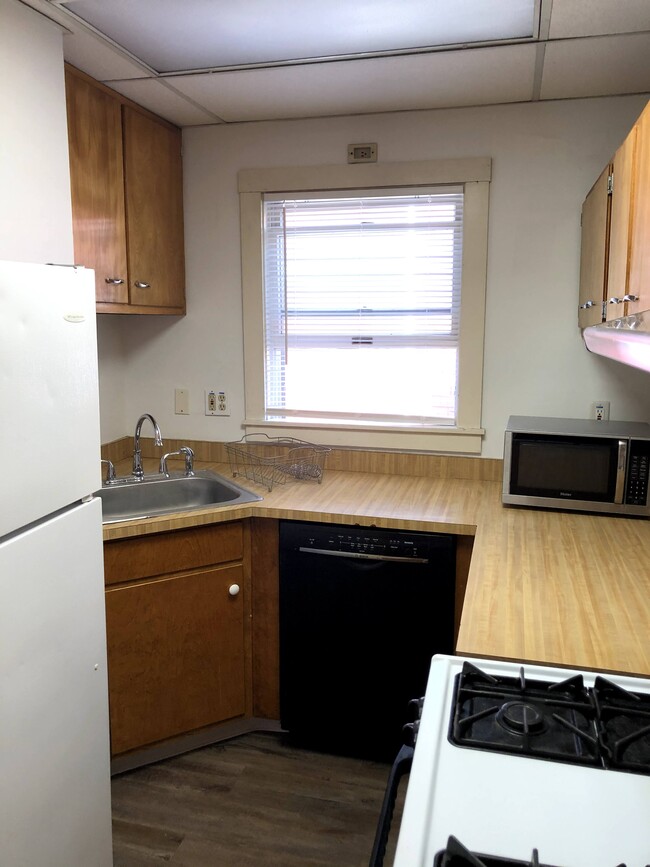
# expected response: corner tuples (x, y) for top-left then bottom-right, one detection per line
(626, 440), (650, 505)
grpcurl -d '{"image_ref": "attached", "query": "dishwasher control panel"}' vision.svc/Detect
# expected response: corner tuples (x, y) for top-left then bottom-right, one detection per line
(283, 521), (453, 562)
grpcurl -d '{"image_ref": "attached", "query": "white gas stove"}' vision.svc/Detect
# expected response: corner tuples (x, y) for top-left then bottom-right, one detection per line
(390, 655), (650, 867)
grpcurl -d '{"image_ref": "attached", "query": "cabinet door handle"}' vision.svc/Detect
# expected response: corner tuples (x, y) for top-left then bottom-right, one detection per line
(579, 300), (594, 309)
(228, 584), (240, 597)
(105, 277), (125, 284)
(134, 281), (151, 289)
(622, 294), (638, 302)
(608, 297), (622, 304)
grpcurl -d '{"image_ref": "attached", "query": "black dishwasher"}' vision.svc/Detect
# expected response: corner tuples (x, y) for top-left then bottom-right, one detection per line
(279, 520), (456, 761)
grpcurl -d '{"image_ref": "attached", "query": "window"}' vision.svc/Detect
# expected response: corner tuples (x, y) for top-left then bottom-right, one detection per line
(263, 189), (462, 424)
(240, 159), (490, 453)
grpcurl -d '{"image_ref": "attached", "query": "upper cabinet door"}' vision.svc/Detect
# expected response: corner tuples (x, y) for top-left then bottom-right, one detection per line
(65, 69), (128, 305)
(578, 165), (610, 328)
(628, 102), (650, 315)
(606, 128), (637, 321)
(123, 106), (186, 310)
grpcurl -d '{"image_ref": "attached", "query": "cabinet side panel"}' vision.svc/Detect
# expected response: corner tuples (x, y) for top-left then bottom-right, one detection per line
(629, 102), (650, 313)
(578, 166), (610, 328)
(251, 518), (280, 719)
(607, 128), (637, 320)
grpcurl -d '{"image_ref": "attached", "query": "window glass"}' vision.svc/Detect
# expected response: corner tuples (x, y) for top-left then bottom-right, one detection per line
(263, 189), (463, 424)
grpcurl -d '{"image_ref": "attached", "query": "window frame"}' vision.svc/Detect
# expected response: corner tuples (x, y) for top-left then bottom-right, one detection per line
(239, 157), (491, 454)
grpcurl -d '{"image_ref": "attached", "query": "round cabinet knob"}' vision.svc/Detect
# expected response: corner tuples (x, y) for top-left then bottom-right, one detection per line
(228, 584), (240, 597)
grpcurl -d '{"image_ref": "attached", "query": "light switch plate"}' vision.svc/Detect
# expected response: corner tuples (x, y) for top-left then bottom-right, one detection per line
(174, 388), (189, 415)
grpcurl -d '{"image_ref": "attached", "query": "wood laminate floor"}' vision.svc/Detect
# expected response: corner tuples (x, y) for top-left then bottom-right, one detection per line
(111, 732), (405, 866)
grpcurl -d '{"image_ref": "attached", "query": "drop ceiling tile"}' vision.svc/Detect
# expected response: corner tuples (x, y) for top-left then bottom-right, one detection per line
(57, 0), (536, 72)
(540, 33), (650, 99)
(106, 78), (222, 126)
(164, 43), (537, 123)
(61, 26), (150, 80)
(548, 0), (650, 38)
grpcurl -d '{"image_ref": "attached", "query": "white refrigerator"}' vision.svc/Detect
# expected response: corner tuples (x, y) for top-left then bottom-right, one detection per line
(0, 261), (113, 866)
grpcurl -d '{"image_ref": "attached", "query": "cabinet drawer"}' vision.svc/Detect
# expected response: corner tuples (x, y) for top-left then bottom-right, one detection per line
(104, 521), (244, 586)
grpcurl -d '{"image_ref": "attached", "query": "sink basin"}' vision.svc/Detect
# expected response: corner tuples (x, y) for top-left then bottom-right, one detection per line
(95, 470), (262, 524)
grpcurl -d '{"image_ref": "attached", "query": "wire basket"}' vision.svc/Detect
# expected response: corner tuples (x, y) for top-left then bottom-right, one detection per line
(224, 434), (331, 492)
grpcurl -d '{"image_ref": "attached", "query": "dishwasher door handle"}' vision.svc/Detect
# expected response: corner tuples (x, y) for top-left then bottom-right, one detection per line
(297, 546), (429, 564)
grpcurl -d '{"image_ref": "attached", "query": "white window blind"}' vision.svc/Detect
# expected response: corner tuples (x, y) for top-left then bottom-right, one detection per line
(262, 188), (464, 424)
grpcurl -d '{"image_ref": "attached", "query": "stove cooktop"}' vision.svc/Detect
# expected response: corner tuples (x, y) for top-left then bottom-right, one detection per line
(450, 661), (650, 774)
(392, 656), (650, 867)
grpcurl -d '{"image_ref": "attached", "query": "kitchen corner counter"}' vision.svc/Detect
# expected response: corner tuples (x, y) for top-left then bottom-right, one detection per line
(101, 460), (650, 678)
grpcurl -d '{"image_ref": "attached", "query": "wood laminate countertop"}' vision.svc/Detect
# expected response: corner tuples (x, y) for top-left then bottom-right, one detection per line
(102, 459), (650, 678)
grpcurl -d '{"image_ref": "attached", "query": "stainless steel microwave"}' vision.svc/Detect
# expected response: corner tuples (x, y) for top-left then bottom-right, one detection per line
(503, 416), (650, 517)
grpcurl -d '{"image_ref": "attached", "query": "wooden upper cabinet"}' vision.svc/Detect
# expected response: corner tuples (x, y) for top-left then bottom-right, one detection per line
(123, 106), (185, 309)
(605, 128), (637, 321)
(65, 66), (186, 315)
(578, 165), (610, 328)
(578, 101), (647, 328)
(65, 69), (128, 305)
(628, 102), (650, 314)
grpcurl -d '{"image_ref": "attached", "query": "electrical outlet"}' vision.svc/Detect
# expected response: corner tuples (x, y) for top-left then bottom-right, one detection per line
(216, 391), (229, 415)
(174, 388), (189, 415)
(205, 389), (230, 416)
(347, 142), (378, 163)
(592, 400), (610, 421)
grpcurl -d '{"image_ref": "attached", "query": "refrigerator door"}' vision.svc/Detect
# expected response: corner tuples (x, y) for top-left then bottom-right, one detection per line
(0, 260), (101, 538)
(0, 498), (112, 866)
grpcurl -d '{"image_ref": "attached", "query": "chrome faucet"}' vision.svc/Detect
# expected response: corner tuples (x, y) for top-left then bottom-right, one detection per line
(132, 413), (163, 479)
(159, 446), (194, 477)
(100, 458), (117, 485)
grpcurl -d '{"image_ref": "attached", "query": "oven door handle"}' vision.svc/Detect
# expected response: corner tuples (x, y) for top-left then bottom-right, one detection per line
(368, 743), (414, 867)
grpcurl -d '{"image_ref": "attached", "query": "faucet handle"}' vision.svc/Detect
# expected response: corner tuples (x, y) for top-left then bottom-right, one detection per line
(179, 446), (195, 476)
(101, 459), (117, 485)
(159, 447), (194, 477)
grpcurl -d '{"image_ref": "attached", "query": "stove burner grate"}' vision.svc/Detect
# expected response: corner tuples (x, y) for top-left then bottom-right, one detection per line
(432, 835), (556, 866)
(449, 662), (650, 774)
(593, 676), (650, 773)
(432, 835), (647, 867)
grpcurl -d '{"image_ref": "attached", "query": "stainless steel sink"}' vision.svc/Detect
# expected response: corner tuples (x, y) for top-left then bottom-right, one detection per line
(94, 469), (262, 524)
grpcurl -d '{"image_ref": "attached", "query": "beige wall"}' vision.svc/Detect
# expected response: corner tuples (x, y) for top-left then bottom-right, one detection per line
(6, 0), (648, 458)
(101, 94), (650, 457)
(0, 0), (73, 264)
(0, 0), (650, 457)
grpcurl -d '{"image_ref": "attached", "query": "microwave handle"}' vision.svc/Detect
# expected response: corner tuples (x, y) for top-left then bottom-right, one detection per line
(615, 440), (628, 504)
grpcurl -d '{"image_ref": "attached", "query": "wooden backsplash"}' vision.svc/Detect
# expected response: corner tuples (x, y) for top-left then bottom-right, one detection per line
(101, 436), (503, 482)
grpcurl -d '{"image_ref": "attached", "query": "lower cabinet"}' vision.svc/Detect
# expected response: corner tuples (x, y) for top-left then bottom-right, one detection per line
(104, 522), (247, 756)
(103, 517), (469, 761)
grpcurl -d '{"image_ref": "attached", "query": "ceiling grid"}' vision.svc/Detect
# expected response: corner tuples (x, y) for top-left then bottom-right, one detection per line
(17, 0), (650, 125)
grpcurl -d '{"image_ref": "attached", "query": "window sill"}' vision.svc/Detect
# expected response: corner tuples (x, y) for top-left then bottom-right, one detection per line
(243, 418), (485, 454)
